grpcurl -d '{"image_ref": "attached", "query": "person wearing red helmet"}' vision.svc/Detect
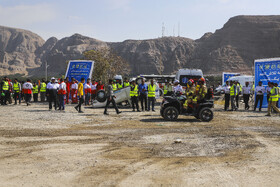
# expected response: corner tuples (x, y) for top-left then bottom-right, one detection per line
(197, 78), (207, 101)
(184, 79), (196, 109)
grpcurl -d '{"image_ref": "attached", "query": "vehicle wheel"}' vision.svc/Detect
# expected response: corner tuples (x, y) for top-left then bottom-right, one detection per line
(163, 106), (179, 121)
(199, 107), (213, 122)
(96, 90), (106, 103)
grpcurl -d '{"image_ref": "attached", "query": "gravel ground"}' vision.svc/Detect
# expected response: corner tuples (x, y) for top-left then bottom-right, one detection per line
(0, 101), (280, 186)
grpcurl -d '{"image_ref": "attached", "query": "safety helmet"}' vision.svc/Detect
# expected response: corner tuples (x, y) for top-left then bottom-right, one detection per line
(199, 77), (205, 83)
(187, 79), (194, 86)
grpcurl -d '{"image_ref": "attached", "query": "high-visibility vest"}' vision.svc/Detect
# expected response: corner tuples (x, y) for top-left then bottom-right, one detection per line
(117, 83), (123, 89)
(230, 84), (236, 96)
(124, 82), (130, 87)
(270, 87), (279, 102)
(130, 85), (138, 97)
(13, 82), (20, 93)
(112, 83), (117, 91)
(32, 85), (39, 94)
(164, 85), (168, 95)
(148, 84), (156, 98)
(2, 81), (9, 91)
(40, 82), (46, 92)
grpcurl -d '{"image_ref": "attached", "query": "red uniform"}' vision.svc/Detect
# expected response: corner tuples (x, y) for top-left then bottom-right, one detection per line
(66, 81), (71, 104)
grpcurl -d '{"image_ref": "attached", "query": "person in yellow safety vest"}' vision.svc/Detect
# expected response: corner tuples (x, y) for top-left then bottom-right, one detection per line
(266, 82), (280, 116)
(196, 78), (207, 101)
(40, 79), (47, 102)
(229, 81), (237, 111)
(117, 81), (123, 89)
(147, 79), (156, 111)
(32, 82), (39, 102)
(164, 82), (173, 96)
(1, 76), (9, 105)
(183, 79), (196, 109)
(13, 78), (21, 105)
(130, 80), (140, 112)
(123, 78), (130, 87)
(112, 80), (117, 91)
(235, 82), (242, 109)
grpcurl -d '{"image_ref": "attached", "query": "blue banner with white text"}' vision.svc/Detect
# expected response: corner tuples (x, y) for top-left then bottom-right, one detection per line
(255, 59), (280, 108)
(65, 61), (94, 82)
(223, 73), (240, 84)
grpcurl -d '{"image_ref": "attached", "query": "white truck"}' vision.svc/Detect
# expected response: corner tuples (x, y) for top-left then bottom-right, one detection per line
(175, 69), (204, 87)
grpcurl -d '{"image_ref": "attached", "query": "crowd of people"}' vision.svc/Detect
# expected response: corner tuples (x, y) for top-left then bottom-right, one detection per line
(1, 75), (279, 117)
(223, 80), (280, 116)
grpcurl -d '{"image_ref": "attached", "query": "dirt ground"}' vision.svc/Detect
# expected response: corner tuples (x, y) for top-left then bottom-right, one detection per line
(0, 100), (280, 186)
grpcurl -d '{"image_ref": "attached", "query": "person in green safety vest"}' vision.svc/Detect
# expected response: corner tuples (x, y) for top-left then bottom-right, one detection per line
(266, 82), (280, 116)
(147, 79), (156, 112)
(164, 82), (173, 96)
(235, 82), (242, 109)
(32, 82), (39, 102)
(1, 76), (10, 105)
(112, 80), (117, 91)
(40, 79), (47, 102)
(117, 81), (123, 90)
(123, 78), (130, 88)
(229, 81), (237, 111)
(130, 80), (140, 112)
(13, 78), (21, 105)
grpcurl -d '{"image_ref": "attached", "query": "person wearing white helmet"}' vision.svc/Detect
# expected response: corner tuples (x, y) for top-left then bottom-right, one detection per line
(173, 80), (183, 93)
(46, 77), (59, 111)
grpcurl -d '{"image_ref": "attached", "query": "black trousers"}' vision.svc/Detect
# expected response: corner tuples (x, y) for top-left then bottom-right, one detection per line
(235, 95), (239, 108)
(224, 94), (230, 110)
(24, 94), (31, 105)
(139, 93), (147, 110)
(131, 96), (139, 110)
(33, 93), (38, 102)
(76, 97), (84, 112)
(104, 97), (119, 114)
(243, 94), (250, 109)
(49, 94), (57, 110)
(254, 95), (263, 110)
(14, 92), (21, 104)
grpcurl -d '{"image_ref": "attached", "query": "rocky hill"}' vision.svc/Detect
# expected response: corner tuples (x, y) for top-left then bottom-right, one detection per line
(1, 15), (280, 77)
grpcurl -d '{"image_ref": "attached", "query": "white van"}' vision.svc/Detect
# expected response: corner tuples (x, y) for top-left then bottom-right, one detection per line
(175, 69), (204, 86)
(227, 75), (254, 87)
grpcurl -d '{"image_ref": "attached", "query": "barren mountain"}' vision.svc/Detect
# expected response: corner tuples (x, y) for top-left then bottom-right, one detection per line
(1, 15), (280, 77)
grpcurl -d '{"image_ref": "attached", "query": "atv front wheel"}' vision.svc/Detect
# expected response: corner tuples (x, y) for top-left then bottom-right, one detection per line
(163, 106), (179, 121)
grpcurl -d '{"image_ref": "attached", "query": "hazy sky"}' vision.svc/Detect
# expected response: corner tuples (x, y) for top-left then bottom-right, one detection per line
(0, 0), (279, 42)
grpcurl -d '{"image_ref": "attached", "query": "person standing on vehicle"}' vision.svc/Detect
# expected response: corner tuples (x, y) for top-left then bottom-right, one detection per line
(229, 81), (237, 111)
(39, 79), (47, 102)
(254, 81), (265, 111)
(58, 78), (66, 111)
(242, 82), (251, 110)
(266, 82), (280, 116)
(236, 82), (242, 109)
(173, 80), (183, 94)
(22, 79), (33, 106)
(138, 78), (148, 111)
(74, 78), (85, 113)
(47, 77), (59, 111)
(104, 79), (121, 115)
(223, 81), (230, 111)
(13, 78), (21, 105)
(130, 80), (140, 112)
(147, 79), (156, 112)
(32, 82), (39, 102)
